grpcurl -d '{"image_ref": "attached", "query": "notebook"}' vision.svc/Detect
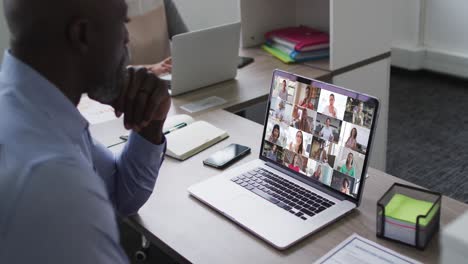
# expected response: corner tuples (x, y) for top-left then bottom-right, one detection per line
(265, 26), (329, 51)
(164, 115), (229, 160)
(262, 44), (329, 64)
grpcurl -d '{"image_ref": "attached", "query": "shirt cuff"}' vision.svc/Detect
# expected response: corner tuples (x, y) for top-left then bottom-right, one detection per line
(125, 131), (166, 165)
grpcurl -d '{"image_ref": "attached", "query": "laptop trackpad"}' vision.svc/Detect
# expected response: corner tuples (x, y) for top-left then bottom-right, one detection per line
(225, 194), (287, 229)
(224, 194), (293, 246)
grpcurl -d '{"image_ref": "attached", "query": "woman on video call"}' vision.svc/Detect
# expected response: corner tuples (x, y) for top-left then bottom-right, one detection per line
(345, 127), (358, 151)
(340, 152), (355, 177)
(340, 178), (351, 195)
(299, 86), (316, 110)
(312, 164), (322, 181)
(288, 154), (301, 172)
(298, 108), (311, 133)
(289, 131), (304, 154)
(268, 124), (281, 144)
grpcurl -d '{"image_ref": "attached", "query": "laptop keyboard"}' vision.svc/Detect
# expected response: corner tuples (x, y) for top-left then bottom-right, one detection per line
(231, 168), (335, 221)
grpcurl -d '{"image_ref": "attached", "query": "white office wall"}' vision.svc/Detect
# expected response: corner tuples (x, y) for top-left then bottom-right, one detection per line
(295, 0), (329, 33)
(331, 0), (392, 70)
(392, 0), (421, 48)
(127, 0), (164, 17)
(424, 0), (468, 55)
(169, 0), (240, 31)
(391, 0), (468, 77)
(0, 1), (9, 62)
(240, 0), (296, 47)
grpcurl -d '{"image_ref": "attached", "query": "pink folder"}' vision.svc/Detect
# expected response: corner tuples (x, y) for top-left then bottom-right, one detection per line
(265, 26), (329, 51)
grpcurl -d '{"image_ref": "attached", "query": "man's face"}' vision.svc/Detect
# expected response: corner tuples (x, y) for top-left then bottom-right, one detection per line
(329, 95), (335, 106)
(86, 0), (130, 104)
(326, 119), (330, 126)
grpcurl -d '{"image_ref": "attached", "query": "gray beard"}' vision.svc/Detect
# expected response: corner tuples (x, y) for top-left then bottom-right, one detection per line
(88, 47), (130, 105)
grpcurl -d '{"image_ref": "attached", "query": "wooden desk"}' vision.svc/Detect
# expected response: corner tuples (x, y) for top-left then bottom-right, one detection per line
(121, 109), (467, 264)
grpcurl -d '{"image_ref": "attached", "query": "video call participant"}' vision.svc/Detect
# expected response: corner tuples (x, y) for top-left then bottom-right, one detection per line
(340, 178), (351, 195)
(340, 152), (355, 177)
(298, 108), (312, 133)
(266, 144), (279, 162)
(318, 149), (328, 163)
(353, 102), (365, 126)
(291, 105), (301, 128)
(312, 164), (322, 181)
(0, 0), (171, 262)
(288, 154), (301, 172)
(299, 86), (316, 110)
(274, 100), (286, 121)
(313, 141), (328, 163)
(268, 124), (281, 144)
(289, 130), (304, 154)
(322, 93), (337, 118)
(345, 127), (358, 150)
(319, 118), (334, 142)
(278, 80), (288, 101)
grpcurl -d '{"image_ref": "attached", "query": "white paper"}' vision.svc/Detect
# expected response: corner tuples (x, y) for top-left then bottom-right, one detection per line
(180, 96), (227, 113)
(314, 234), (422, 264)
(77, 95), (117, 125)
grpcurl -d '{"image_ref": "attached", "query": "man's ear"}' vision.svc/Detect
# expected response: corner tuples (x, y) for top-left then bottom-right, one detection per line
(67, 19), (90, 53)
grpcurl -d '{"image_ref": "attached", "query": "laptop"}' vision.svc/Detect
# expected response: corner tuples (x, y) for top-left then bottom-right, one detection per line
(161, 22), (241, 96)
(188, 69), (380, 249)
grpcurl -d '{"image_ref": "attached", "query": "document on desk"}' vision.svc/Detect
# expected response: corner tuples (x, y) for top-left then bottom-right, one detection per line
(314, 234), (421, 264)
(180, 96), (227, 113)
(77, 95), (117, 124)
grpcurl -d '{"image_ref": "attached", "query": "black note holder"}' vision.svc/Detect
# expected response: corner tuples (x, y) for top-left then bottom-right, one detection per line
(376, 183), (441, 250)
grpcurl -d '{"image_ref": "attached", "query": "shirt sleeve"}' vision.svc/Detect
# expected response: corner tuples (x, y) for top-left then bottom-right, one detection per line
(1, 159), (129, 264)
(113, 131), (166, 216)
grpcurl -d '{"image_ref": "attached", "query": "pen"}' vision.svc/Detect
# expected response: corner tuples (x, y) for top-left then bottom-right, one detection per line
(164, 122), (187, 135)
(119, 122), (187, 141)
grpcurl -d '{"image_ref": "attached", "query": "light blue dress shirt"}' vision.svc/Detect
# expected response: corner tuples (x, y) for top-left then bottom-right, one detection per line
(0, 51), (166, 263)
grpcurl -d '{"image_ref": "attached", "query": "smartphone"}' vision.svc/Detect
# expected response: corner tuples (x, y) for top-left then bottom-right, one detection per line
(203, 144), (251, 169)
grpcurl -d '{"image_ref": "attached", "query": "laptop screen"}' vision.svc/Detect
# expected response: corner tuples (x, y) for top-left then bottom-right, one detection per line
(260, 70), (379, 202)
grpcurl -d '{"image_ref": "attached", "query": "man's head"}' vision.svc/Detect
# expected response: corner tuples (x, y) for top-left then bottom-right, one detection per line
(282, 80), (286, 90)
(4, 0), (130, 104)
(326, 118), (331, 127)
(329, 94), (335, 106)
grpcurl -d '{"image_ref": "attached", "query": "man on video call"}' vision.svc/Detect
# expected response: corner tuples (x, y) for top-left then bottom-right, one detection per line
(0, 0), (170, 263)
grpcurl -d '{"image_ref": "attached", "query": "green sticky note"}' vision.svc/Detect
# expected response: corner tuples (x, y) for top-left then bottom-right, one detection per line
(385, 193), (438, 227)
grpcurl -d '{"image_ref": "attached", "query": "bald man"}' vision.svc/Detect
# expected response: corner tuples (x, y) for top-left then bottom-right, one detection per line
(0, 0), (170, 263)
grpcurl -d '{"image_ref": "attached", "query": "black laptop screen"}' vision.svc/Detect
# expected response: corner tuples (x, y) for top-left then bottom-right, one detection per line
(260, 70), (379, 200)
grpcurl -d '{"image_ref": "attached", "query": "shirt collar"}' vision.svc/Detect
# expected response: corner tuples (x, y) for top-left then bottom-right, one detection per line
(0, 50), (89, 141)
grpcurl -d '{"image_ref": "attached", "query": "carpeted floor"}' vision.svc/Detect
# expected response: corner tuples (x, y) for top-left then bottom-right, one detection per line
(387, 68), (468, 203)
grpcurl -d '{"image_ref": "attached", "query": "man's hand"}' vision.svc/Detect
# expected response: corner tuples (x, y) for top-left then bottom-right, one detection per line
(113, 66), (171, 144)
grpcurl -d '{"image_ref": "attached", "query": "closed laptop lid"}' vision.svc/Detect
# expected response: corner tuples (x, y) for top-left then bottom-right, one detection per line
(259, 70), (380, 205)
(170, 21), (241, 96)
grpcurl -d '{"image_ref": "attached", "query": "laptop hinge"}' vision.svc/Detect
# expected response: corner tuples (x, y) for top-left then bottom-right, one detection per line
(265, 161), (346, 201)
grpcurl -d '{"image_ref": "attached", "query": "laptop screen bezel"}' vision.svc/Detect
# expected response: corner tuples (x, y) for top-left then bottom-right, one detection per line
(258, 69), (380, 205)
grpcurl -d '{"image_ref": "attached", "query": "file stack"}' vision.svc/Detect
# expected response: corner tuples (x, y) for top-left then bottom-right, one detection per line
(262, 26), (330, 64)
